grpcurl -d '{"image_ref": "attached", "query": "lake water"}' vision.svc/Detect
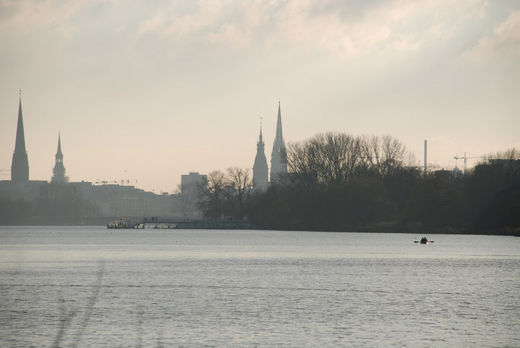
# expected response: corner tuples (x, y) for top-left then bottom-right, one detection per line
(0, 226), (519, 347)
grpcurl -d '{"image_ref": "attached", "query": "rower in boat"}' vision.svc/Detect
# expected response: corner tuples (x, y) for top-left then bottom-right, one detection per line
(414, 237), (434, 244)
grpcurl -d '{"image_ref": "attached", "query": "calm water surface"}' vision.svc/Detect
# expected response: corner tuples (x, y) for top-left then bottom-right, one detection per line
(0, 226), (519, 347)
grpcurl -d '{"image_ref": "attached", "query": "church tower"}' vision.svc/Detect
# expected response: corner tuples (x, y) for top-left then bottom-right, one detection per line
(51, 133), (68, 184)
(11, 93), (29, 183)
(270, 101), (287, 183)
(253, 119), (269, 191)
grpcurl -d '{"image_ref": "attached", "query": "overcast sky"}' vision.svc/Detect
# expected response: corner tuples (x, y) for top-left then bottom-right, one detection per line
(1, 0), (519, 193)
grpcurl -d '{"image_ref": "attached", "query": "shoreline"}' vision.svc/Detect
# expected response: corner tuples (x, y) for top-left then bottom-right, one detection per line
(0, 223), (518, 236)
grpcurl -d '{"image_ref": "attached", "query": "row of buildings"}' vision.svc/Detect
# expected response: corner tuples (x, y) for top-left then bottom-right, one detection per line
(1, 95), (288, 222)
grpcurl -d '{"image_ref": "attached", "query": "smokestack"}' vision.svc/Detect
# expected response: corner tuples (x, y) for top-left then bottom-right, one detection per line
(424, 140), (427, 174)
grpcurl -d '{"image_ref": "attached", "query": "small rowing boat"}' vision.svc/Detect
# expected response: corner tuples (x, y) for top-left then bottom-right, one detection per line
(414, 237), (434, 244)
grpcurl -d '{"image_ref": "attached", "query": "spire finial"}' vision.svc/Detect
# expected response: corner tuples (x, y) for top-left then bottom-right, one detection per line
(57, 131), (63, 156)
(18, 88), (22, 98)
(259, 115), (263, 141)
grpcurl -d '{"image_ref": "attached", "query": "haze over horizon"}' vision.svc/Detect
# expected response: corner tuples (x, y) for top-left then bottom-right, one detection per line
(1, 0), (519, 193)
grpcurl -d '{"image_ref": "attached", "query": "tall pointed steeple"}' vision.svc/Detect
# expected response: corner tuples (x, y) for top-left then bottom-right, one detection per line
(275, 101), (283, 141)
(11, 92), (29, 183)
(253, 117), (269, 191)
(270, 101), (287, 182)
(57, 133), (63, 158)
(51, 133), (68, 184)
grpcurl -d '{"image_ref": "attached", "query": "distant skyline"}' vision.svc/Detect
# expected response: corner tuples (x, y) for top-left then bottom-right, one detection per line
(1, 0), (519, 193)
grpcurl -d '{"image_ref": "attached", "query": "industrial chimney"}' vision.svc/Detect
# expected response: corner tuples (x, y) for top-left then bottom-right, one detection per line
(424, 140), (427, 174)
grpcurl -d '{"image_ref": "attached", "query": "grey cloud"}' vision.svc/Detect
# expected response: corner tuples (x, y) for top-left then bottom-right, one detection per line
(0, 1), (21, 22)
(468, 11), (520, 58)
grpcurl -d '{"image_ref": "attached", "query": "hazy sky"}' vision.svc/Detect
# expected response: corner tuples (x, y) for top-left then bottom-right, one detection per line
(1, 0), (519, 193)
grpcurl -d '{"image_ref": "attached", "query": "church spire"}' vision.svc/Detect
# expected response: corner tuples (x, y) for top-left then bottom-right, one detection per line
(11, 92), (29, 182)
(56, 132), (63, 159)
(275, 100), (283, 142)
(270, 101), (287, 182)
(253, 116), (268, 190)
(51, 132), (68, 184)
(259, 117), (264, 142)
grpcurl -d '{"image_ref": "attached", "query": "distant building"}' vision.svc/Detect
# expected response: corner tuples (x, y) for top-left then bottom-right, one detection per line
(178, 172), (207, 219)
(270, 101), (287, 182)
(0, 94), (182, 223)
(90, 183), (170, 217)
(253, 121), (268, 190)
(0, 179), (47, 201)
(69, 181), (174, 218)
(51, 133), (68, 184)
(181, 172), (207, 195)
(11, 95), (29, 183)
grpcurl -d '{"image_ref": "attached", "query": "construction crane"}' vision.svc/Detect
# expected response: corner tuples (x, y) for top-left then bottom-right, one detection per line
(453, 152), (480, 174)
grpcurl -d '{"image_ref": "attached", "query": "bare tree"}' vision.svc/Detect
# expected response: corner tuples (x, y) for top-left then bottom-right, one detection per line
(359, 135), (381, 173)
(226, 167), (253, 218)
(287, 142), (320, 189)
(380, 135), (407, 176)
(287, 132), (411, 188)
(203, 170), (227, 219)
(482, 148), (520, 163)
(359, 135), (408, 176)
(287, 132), (364, 187)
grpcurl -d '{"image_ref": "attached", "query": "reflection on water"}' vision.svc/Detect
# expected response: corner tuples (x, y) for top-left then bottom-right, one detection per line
(1, 226), (519, 347)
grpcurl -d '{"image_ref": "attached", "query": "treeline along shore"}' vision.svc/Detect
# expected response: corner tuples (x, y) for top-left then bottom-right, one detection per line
(205, 133), (520, 236)
(1, 132), (519, 235)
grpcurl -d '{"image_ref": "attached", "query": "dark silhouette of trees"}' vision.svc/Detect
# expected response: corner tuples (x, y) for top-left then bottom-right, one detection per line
(465, 157), (520, 232)
(200, 167), (253, 220)
(359, 135), (409, 177)
(287, 133), (411, 189)
(246, 185), (293, 230)
(242, 132), (519, 235)
(245, 133), (412, 231)
(201, 170), (227, 220)
(225, 167), (253, 218)
(404, 172), (466, 230)
(287, 133), (364, 188)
